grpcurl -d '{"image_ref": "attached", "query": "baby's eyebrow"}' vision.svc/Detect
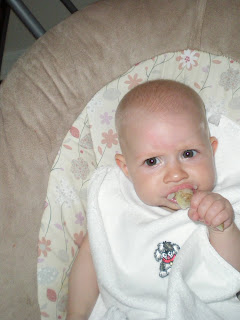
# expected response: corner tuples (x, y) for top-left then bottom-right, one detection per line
(182, 143), (206, 149)
(135, 154), (148, 162)
(138, 154), (162, 163)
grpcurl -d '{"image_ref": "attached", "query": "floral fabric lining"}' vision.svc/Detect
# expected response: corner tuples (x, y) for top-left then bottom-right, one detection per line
(38, 50), (240, 319)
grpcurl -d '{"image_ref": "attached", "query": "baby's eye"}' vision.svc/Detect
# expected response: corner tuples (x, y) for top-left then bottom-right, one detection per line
(145, 157), (160, 166)
(182, 150), (197, 158)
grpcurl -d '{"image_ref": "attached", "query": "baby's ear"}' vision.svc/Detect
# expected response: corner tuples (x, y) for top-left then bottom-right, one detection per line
(115, 154), (129, 177)
(210, 136), (218, 155)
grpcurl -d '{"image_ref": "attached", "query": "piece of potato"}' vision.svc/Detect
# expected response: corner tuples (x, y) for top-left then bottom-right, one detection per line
(175, 189), (193, 209)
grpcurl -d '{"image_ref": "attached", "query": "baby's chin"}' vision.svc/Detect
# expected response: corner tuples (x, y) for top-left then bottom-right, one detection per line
(160, 203), (180, 212)
(161, 206), (177, 213)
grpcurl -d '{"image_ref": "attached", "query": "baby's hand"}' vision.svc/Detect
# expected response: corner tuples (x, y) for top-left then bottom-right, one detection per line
(188, 191), (234, 231)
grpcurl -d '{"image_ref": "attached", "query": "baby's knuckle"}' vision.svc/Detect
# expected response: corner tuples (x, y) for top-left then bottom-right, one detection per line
(225, 199), (232, 209)
(214, 199), (225, 210)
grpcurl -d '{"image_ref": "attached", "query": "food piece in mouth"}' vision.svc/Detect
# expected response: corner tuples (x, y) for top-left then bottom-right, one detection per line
(175, 188), (193, 209)
(175, 188), (224, 231)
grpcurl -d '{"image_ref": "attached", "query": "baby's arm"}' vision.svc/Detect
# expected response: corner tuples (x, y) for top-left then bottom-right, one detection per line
(208, 222), (240, 271)
(67, 233), (99, 320)
(189, 191), (240, 271)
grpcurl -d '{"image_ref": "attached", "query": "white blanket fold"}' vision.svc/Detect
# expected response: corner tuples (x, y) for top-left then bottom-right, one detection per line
(88, 116), (240, 320)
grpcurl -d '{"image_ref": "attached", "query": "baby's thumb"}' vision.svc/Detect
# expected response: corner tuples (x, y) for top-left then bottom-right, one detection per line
(188, 208), (199, 222)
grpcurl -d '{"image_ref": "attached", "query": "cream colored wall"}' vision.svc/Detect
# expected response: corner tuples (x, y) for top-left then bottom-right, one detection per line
(1, 0), (98, 79)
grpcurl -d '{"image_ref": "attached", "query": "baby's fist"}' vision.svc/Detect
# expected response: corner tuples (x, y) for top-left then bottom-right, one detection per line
(188, 191), (234, 231)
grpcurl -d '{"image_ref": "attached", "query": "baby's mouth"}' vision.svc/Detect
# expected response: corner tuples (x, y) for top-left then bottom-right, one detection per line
(167, 192), (177, 203)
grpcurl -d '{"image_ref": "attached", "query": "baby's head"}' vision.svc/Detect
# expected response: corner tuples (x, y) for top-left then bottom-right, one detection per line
(115, 80), (218, 210)
(116, 80), (207, 144)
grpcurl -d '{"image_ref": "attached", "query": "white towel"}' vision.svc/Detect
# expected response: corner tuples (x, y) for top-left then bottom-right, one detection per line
(88, 115), (240, 320)
(209, 115), (240, 190)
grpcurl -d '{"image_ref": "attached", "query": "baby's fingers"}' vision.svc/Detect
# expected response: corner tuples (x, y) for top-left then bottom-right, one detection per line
(188, 208), (200, 222)
(188, 191), (234, 230)
(210, 202), (233, 230)
(188, 191), (223, 224)
(188, 191), (212, 222)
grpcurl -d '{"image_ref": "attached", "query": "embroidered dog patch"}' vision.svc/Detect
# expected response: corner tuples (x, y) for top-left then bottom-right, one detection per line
(154, 241), (180, 278)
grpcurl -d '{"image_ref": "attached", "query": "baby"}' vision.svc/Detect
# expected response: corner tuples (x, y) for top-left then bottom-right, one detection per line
(67, 80), (240, 320)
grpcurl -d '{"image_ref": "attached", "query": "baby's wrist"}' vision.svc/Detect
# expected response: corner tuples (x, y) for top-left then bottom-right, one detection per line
(66, 313), (88, 320)
(208, 225), (224, 233)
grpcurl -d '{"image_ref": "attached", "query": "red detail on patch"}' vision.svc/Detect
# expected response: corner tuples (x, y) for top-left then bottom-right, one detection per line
(162, 254), (176, 263)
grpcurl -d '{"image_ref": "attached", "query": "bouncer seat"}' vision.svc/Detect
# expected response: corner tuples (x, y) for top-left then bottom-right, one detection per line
(1, 1), (240, 319)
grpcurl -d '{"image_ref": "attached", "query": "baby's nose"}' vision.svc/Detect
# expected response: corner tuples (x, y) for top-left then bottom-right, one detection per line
(163, 162), (188, 184)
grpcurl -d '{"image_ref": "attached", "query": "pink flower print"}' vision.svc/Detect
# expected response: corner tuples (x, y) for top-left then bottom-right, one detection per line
(202, 65), (210, 73)
(101, 129), (118, 148)
(176, 50), (200, 71)
(100, 112), (113, 125)
(79, 133), (93, 149)
(219, 68), (240, 91)
(38, 237), (51, 257)
(71, 157), (89, 180)
(124, 73), (143, 90)
(74, 231), (84, 248)
(75, 212), (85, 226)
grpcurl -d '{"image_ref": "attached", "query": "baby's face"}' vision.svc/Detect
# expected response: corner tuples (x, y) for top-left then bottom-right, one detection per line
(117, 107), (217, 211)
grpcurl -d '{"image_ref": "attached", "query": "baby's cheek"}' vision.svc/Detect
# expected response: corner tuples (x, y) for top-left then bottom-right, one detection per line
(204, 163), (217, 190)
(137, 188), (151, 204)
(136, 187), (155, 206)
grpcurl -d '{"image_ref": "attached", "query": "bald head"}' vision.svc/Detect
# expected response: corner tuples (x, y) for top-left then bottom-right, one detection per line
(115, 80), (207, 146)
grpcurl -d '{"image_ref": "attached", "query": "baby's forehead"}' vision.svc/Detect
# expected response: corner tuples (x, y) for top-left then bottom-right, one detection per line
(127, 97), (203, 121)
(125, 89), (203, 115)
(119, 101), (208, 146)
(116, 80), (206, 140)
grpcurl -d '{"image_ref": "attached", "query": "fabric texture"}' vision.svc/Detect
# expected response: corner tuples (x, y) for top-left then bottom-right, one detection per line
(87, 163), (240, 319)
(1, 0), (240, 319)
